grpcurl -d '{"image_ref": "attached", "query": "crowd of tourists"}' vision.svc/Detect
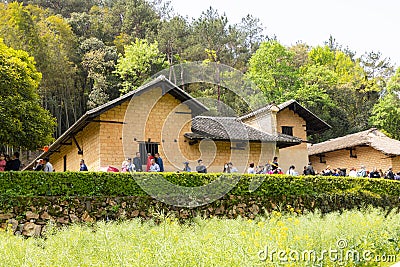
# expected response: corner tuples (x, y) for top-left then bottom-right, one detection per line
(1, 151), (399, 180)
(244, 157), (400, 180)
(302, 164), (399, 179)
(318, 165), (400, 180)
(118, 152), (208, 174)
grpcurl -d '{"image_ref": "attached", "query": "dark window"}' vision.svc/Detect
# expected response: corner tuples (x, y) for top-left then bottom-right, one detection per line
(281, 126), (293, 136)
(139, 142), (159, 164)
(349, 147), (357, 158)
(319, 154), (326, 163)
(63, 155), (67, 172)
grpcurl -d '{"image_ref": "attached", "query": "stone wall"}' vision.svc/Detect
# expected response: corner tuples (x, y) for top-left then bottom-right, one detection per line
(1, 194), (397, 237)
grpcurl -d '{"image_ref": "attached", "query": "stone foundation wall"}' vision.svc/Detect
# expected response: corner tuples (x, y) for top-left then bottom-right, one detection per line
(0, 194), (398, 237)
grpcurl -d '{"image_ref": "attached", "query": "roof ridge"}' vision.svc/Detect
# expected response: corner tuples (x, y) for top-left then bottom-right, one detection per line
(311, 128), (377, 146)
(308, 128), (400, 156)
(195, 115), (237, 119)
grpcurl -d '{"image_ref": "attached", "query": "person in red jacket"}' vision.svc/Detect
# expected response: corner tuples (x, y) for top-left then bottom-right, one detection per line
(0, 154), (6, 171)
(146, 153), (154, 172)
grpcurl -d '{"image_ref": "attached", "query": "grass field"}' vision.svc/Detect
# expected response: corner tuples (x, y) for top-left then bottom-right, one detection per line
(0, 207), (399, 266)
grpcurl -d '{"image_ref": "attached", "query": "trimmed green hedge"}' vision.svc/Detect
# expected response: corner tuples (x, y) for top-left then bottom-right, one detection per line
(0, 171), (399, 198)
(0, 172), (399, 216)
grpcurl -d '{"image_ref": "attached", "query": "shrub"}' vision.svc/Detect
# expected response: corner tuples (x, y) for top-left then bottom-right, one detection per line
(0, 171), (399, 197)
(0, 172), (399, 214)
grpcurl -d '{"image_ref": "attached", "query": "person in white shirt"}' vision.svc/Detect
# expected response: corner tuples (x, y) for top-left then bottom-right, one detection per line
(149, 158), (160, 172)
(247, 162), (256, 174)
(227, 162), (238, 173)
(348, 167), (357, 177)
(43, 157), (53, 172)
(286, 165), (298, 176)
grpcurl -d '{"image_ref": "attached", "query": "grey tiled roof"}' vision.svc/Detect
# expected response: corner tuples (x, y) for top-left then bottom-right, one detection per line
(185, 116), (302, 147)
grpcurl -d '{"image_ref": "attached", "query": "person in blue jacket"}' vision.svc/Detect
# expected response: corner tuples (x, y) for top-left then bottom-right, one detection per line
(80, 159), (88, 171)
(154, 153), (164, 172)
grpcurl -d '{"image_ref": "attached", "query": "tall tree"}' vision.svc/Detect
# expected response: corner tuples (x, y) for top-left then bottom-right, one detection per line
(184, 7), (230, 62)
(37, 13), (81, 135)
(0, 3), (88, 136)
(306, 45), (376, 136)
(370, 67), (400, 140)
(247, 40), (298, 103)
(80, 37), (119, 107)
(0, 3), (82, 136)
(289, 42), (310, 68)
(0, 40), (56, 149)
(184, 6), (252, 69)
(117, 0), (160, 39)
(157, 15), (189, 66)
(16, 0), (97, 17)
(237, 14), (265, 54)
(115, 38), (166, 93)
(361, 51), (394, 90)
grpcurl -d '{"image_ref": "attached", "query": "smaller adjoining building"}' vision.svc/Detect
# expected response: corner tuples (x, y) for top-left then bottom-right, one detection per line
(308, 128), (400, 173)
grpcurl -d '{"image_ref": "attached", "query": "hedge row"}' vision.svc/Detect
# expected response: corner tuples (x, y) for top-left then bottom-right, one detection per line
(0, 171), (399, 198)
(0, 172), (399, 220)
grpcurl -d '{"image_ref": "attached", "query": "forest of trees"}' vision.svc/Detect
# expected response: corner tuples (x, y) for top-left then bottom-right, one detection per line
(1, 0), (400, 150)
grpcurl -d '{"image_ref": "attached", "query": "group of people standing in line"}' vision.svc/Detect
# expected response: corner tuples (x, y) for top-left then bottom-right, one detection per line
(0, 151), (54, 172)
(3, 151), (398, 180)
(255, 158), (399, 180)
(0, 152), (54, 172)
(118, 152), (165, 173)
(343, 165), (399, 180)
(302, 164), (398, 179)
(247, 157), (287, 175)
(119, 152), (208, 173)
(246, 158), (322, 176)
(0, 152), (21, 171)
(32, 157), (54, 172)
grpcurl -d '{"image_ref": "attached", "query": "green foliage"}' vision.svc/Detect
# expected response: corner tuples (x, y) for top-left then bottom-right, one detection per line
(115, 38), (166, 93)
(370, 92), (400, 140)
(247, 40), (391, 142)
(369, 68), (400, 140)
(120, 0), (160, 39)
(0, 172), (399, 201)
(1, 2), (398, 145)
(0, 3), (83, 136)
(247, 40), (298, 103)
(0, 39), (56, 149)
(387, 67), (400, 92)
(17, 0), (97, 17)
(361, 51), (394, 84)
(80, 37), (119, 108)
